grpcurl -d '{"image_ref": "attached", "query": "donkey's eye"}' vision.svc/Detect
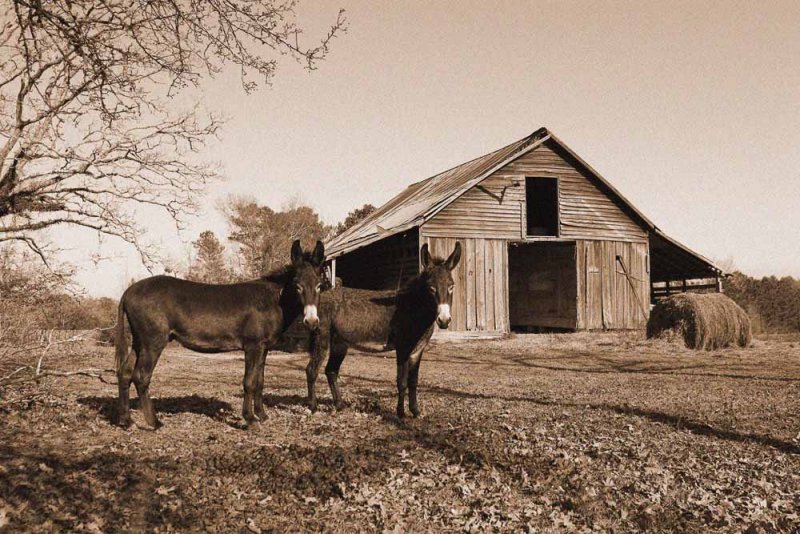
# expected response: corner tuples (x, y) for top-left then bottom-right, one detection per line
(296, 284), (303, 294)
(315, 284), (321, 293)
(428, 286), (437, 295)
(447, 285), (454, 294)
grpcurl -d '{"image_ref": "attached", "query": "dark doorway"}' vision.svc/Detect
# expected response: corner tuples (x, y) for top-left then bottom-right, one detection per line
(525, 177), (559, 236)
(508, 242), (577, 330)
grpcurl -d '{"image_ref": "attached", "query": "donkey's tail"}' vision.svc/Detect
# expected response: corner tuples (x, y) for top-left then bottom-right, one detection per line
(114, 295), (129, 375)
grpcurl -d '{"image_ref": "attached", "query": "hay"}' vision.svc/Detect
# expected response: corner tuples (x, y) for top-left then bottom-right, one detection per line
(647, 293), (752, 350)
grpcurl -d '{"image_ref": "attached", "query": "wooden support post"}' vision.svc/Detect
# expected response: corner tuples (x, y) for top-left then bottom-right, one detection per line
(331, 259), (336, 288)
(716, 276), (722, 293)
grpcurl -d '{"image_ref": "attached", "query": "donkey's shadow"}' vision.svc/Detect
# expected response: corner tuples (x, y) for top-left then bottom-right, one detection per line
(78, 394), (234, 425)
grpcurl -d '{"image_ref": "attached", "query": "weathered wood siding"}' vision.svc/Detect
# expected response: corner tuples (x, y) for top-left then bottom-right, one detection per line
(336, 230), (419, 290)
(422, 236), (509, 333)
(421, 140), (647, 242)
(576, 240), (650, 330)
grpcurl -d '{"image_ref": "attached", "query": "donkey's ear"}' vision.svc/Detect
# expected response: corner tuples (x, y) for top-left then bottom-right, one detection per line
(311, 240), (325, 267)
(420, 243), (431, 270)
(291, 239), (303, 266)
(445, 242), (462, 271)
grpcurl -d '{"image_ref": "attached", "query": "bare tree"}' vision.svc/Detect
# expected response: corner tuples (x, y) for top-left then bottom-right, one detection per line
(0, 1), (346, 268)
(223, 195), (329, 278)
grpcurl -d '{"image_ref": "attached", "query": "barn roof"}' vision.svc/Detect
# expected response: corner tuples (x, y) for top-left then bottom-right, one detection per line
(326, 127), (722, 281)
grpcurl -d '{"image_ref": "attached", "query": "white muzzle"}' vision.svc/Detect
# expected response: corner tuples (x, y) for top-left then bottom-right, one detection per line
(437, 303), (451, 328)
(303, 305), (319, 329)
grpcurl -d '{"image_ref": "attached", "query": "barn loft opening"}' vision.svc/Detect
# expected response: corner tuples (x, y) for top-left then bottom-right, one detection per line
(525, 177), (559, 236)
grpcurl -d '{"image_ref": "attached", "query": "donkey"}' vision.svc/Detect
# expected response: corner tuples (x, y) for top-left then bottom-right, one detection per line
(306, 242), (461, 418)
(114, 240), (325, 429)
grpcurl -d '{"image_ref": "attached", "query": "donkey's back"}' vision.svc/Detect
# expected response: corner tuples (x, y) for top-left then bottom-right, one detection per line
(122, 275), (282, 352)
(321, 286), (397, 344)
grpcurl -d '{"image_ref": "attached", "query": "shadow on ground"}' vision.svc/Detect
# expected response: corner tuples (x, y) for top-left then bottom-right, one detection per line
(78, 394), (234, 424)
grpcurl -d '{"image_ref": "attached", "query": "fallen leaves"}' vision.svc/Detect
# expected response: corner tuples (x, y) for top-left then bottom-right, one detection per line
(0, 335), (799, 531)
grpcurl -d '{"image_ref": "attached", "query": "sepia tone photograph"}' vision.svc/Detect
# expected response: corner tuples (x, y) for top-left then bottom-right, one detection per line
(0, 0), (798, 531)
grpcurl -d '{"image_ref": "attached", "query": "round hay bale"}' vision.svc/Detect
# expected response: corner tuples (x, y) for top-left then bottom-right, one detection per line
(646, 293), (752, 350)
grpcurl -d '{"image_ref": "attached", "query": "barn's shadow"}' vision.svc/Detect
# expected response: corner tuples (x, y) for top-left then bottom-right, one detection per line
(78, 394), (233, 424)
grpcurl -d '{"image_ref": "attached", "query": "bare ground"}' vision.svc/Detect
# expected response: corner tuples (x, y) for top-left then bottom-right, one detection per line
(1, 332), (799, 532)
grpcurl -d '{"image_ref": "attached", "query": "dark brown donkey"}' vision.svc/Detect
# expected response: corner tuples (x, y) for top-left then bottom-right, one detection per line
(306, 243), (461, 418)
(114, 240), (325, 429)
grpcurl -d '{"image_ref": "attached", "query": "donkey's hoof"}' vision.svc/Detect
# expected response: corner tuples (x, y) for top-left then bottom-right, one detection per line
(145, 419), (162, 431)
(254, 410), (267, 421)
(308, 401), (319, 413)
(245, 418), (261, 430)
(410, 406), (421, 418)
(334, 400), (346, 412)
(116, 415), (133, 429)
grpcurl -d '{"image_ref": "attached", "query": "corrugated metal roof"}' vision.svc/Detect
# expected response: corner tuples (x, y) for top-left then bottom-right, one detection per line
(326, 128), (550, 257)
(325, 126), (722, 279)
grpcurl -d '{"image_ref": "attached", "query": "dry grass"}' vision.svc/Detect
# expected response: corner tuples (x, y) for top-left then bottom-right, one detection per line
(647, 293), (752, 350)
(0, 332), (798, 532)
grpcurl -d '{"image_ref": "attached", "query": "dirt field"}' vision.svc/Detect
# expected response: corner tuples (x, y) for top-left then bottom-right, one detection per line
(1, 332), (799, 532)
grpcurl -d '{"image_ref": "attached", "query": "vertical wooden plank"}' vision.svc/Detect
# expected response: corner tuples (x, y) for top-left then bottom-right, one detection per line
(504, 241), (511, 332)
(575, 240), (584, 329)
(638, 242), (650, 327)
(630, 242), (636, 327)
(601, 241), (613, 329)
(641, 242), (650, 325)
(485, 240), (496, 330)
(465, 238), (476, 331)
(625, 242), (633, 329)
(475, 239), (486, 330)
(625, 243), (642, 328)
(454, 238), (467, 331)
(494, 240), (506, 332)
(585, 241), (597, 329)
(615, 241), (625, 329)
(497, 240), (506, 331)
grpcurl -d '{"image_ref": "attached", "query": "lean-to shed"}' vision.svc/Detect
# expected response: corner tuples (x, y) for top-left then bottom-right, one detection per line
(325, 127), (722, 336)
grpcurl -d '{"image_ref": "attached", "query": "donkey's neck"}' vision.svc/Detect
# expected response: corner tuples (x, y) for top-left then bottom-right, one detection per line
(395, 277), (437, 330)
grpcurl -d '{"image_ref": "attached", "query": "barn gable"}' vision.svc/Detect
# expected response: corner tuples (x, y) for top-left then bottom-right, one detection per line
(421, 139), (647, 243)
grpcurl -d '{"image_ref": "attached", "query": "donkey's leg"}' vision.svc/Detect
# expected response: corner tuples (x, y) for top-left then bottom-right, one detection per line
(116, 335), (139, 428)
(306, 330), (328, 413)
(254, 346), (268, 420)
(396, 354), (410, 419)
(408, 349), (424, 418)
(132, 337), (167, 429)
(325, 333), (349, 411)
(242, 343), (261, 427)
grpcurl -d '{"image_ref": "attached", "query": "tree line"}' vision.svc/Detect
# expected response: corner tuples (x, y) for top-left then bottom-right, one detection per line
(723, 272), (800, 334)
(183, 199), (374, 284)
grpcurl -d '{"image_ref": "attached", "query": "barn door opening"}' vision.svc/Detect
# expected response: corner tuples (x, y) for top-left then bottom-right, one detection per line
(508, 242), (577, 331)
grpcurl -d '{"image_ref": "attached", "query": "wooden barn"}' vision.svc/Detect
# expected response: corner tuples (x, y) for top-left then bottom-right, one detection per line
(325, 127), (722, 336)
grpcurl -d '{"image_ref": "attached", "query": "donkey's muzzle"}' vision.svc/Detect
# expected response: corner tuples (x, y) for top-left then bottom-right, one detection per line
(436, 304), (451, 329)
(303, 305), (320, 330)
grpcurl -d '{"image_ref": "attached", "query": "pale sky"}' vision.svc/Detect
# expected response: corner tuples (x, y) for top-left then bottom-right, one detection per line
(60, 0), (800, 297)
